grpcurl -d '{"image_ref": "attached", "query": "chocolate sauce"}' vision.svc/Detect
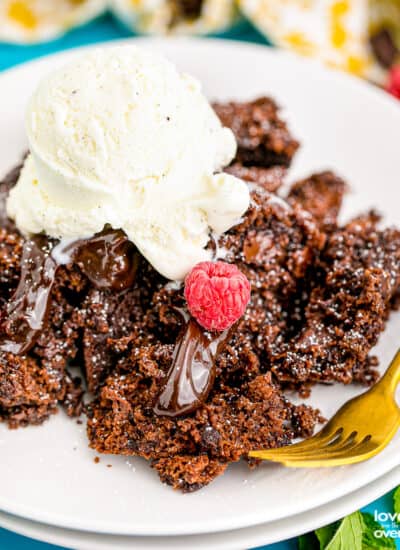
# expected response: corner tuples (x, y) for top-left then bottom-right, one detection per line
(0, 227), (139, 355)
(74, 227), (139, 291)
(154, 318), (231, 417)
(0, 235), (57, 354)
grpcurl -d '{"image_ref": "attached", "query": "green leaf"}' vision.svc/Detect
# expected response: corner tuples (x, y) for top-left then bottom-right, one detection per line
(298, 500), (400, 550)
(316, 522), (339, 548)
(393, 486), (400, 517)
(362, 512), (396, 549)
(298, 532), (320, 550)
(324, 511), (364, 550)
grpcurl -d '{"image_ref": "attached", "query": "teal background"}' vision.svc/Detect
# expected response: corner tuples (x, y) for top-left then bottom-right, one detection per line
(0, 12), (398, 550)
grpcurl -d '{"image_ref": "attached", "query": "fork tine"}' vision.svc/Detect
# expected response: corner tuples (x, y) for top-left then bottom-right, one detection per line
(296, 434), (364, 459)
(279, 438), (379, 467)
(272, 430), (358, 459)
(261, 436), (377, 467)
(249, 429), (367, 461)
(281, 425), (343, 452)
(323, 430), (358, 451)
(249, 426), (343, 460)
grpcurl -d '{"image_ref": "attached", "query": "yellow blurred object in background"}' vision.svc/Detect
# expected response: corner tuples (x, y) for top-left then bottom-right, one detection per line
(0, 0), (106, 43)
(239, 0), (400, 81)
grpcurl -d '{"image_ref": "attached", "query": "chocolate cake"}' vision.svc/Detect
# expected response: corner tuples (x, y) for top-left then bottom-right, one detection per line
(213, 97), (300, 168)
(287, 171), (347, 230)
(1, 96), (399, 491)
(272, 212), (400, 387)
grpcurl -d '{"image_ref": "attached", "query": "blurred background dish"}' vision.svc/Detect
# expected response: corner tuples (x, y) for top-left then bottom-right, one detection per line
(0, 0), (107, 44)
(110, 0), (239, 36)
(0, 0), (399, 93)
(239, 0), (400, 82)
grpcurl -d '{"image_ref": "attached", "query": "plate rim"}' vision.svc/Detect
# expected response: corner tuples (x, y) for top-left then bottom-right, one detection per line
(2, 466), (400, 549)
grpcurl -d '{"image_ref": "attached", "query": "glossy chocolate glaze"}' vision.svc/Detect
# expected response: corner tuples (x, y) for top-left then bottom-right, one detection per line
(0, 227), (139, 355)
(74, 227), (139, 291)
(0, 235), (57, 354)
(154, 318), (231, 417)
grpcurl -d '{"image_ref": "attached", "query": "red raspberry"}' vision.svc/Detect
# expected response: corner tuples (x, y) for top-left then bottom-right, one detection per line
(184, 261), (251, 331)
(386, 64), (400, 100)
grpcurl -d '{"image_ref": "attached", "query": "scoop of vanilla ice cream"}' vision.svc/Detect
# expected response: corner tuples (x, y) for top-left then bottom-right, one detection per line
(7, 46), (249, 280)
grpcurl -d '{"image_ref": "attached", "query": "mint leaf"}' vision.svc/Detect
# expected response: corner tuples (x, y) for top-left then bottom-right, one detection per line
(324, 511), (364, 550)
(362, 512), (396, 549)
(316, 522), (339, 548)
(298, 533), (320, 549)
(393, 486), (400, 517)
(298, 506), (398, 550)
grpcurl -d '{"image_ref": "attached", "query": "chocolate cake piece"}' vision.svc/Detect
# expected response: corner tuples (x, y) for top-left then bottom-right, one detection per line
(79, 260), (165, 394)
(219, 186), (326, 365)
(88, 354), (321, 491)
(0, 256), (84, 425)
(272, 215), (400, 386)
(225, 163), (286, 193)
(0, 165), (87, 427)
(287, 171), (347, 230)
(213, 97), (299, 168)
(0, 268), (87, 428)
(0, 353), (62, 428)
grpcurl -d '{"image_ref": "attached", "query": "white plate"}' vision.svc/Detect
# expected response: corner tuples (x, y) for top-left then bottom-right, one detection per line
(1, 37), (400, 537)
(2, 466), (400, 550)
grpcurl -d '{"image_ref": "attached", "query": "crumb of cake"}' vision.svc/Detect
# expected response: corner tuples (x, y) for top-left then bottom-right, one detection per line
(62, 374), (84, 418)
(94, 456), (100, 464)
(213, 97), (299, 168)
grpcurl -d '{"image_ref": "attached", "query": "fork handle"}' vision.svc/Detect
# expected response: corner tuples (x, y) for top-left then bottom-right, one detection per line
(377, 349), (400, 395)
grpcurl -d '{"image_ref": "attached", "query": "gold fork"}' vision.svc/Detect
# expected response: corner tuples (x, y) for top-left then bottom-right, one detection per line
(249, 349), (400, 467)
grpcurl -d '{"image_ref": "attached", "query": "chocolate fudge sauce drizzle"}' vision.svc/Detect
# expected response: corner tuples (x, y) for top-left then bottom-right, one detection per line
(0, 235), (58, 354)
(73, 228), (139, 291)
(0, 227), (138, 355)
(154, 317), (231, 417)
